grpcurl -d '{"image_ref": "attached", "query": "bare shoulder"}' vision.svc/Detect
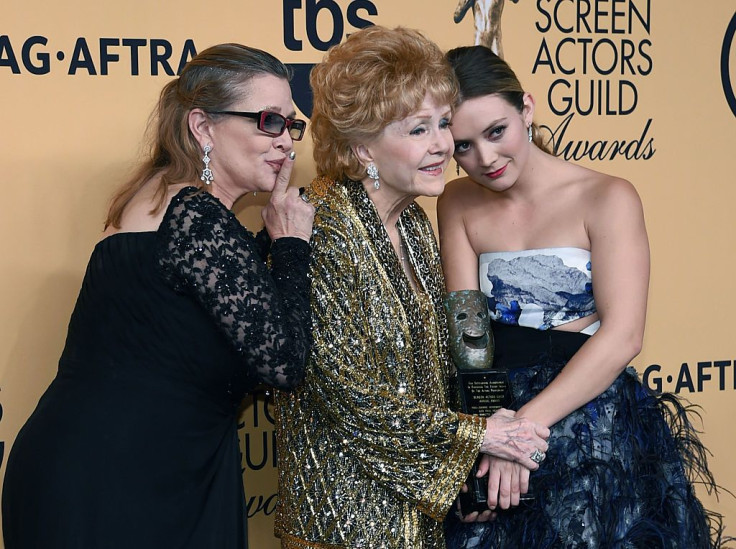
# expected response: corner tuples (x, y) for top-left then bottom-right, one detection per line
(560, 161), (639, 204)
(593, 173), (641, 210)
(570, 165), (644, 225)
(109, 178), (191, 236)
(438, 176), (483, 213)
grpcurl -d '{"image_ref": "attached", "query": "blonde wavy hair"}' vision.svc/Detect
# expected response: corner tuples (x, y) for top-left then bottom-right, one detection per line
(309, 26), (458, 182)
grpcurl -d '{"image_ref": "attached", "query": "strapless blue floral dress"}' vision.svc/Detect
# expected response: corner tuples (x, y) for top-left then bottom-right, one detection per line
(445, 248), (727, 549)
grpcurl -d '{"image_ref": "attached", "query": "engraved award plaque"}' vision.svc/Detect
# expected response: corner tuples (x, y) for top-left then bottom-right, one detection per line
(444, 289), (513, 515)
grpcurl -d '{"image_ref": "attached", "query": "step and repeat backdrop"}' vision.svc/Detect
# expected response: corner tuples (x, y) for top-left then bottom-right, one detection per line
(2, 1), (735, 547)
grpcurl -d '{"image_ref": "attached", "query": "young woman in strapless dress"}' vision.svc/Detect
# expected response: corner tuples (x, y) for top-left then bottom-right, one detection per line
(439, 45), (727, 549)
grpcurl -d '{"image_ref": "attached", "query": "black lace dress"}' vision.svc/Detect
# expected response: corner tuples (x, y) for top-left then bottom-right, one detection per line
(2, 187), (311, 549)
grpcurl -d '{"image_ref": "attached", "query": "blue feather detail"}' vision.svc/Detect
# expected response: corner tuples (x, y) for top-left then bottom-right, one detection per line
(446, 351), (732, 548)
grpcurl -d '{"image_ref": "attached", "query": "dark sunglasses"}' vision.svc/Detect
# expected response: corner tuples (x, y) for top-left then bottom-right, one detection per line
(209, 110), (307, 141)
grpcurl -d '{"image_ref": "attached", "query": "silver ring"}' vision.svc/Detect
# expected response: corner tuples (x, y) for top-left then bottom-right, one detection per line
(530, 449), (545, 464)
(300, 193), (310, 203)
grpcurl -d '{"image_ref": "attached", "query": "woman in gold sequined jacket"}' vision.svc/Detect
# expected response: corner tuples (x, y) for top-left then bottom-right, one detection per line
(274, 26), (550, 549)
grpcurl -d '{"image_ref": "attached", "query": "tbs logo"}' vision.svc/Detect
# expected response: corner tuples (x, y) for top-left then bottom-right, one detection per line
(283, 0), (378, 117)
(283, 0), (377, 51)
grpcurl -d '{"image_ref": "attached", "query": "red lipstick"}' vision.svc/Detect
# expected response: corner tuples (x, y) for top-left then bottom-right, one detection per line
(485, 164), (507, 179)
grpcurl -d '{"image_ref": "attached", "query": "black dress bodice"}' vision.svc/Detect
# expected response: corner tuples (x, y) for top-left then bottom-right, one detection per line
(2, 187), (311, 549)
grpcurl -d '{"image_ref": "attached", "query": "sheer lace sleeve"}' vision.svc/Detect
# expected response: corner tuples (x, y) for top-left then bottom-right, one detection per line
(157, 187), (311, 390)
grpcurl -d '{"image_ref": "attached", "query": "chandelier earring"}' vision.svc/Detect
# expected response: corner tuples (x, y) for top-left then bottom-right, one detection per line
(528, 124), (533, 143)
(366, 162), (380, 190)
(201, 145), (214, 186)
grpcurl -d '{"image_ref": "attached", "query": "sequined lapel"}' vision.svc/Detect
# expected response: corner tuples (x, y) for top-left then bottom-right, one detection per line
(344, 181), (420, 306)
(342, 181), (451, 404)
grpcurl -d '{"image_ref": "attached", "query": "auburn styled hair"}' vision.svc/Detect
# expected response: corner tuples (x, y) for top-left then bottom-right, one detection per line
(309, 26), (458, 182)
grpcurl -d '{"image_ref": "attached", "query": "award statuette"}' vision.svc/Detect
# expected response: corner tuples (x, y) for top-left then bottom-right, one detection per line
(444, 289), (513, 515)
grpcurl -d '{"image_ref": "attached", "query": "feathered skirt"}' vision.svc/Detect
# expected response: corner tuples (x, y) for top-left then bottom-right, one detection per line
(445, 321), (727, 549)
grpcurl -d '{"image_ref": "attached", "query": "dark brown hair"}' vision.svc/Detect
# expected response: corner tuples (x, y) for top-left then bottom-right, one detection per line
(446, 45), (549, 152)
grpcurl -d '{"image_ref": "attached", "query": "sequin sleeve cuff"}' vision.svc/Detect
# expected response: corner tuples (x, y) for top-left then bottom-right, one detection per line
(418, 413), (486, 521)
(270, 237), (311, 278)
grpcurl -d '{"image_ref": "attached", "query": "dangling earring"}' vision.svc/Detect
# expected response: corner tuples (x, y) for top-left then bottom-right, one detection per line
(527, 124), (533, 143)
(201, 145), (214, 186)
(456, 162), (460, 176)
(367, 162), (380, 190)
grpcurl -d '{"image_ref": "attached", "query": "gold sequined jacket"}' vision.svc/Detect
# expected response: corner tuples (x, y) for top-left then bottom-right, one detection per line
(274, 180), (486, 548)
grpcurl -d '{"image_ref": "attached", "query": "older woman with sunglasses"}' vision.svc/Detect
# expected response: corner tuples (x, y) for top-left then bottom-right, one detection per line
(2, 43), (313, 549)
